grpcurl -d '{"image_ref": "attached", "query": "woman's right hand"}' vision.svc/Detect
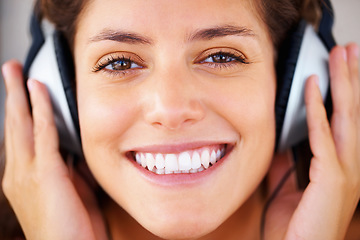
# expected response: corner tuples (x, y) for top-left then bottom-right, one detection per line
(1, 60), (107, 240)
(265, 43), (360, 240)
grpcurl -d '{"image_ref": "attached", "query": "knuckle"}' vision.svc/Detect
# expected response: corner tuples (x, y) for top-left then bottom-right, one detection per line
(316, 118), (331, 136)
(348, 108), (357, 124)
(345, 100), (357, 122)
(1, 175), (11, 199)
(336, 167), (360, 198)
(308, 115), (331, 137)
(337, 171), (348, 189)
(33, 116), (52, 138)
(334, 107), (356, 124)
(328, 170), (348, 196)
(1, 169), (20, 200)
(349, 170), (360, 191)
(2, 165), (42, 201)
(6, 108), (29, 128)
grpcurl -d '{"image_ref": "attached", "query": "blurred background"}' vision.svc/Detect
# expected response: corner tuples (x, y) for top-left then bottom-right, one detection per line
(1, 0), (360, 139)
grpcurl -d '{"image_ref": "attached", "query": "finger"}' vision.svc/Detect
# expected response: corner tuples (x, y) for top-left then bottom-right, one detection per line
(345, 43), (360, 190)
(305, 75), (339, 178)
(346, 43), (360, 140)
(284, 76), (347, 240)
(27, 79), (59, 160)
(2, 61), (34, 164)
(329, 46), (357, 166)
(345, 43), (359, 110)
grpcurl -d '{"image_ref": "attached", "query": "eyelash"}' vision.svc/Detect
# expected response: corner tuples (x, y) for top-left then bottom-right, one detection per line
(92, 50), (249, 76)
(198, 51), (249, 68)
(92, 54), (144, 75)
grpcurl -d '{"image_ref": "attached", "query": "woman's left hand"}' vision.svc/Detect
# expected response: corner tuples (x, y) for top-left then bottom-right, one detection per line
(265, 43), (360, 240)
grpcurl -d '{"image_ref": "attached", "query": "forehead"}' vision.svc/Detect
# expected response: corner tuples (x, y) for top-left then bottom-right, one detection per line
(75, 0), (269, 43)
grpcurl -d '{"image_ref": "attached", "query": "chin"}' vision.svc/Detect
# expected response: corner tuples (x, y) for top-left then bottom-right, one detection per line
(144, 214), (221, 240)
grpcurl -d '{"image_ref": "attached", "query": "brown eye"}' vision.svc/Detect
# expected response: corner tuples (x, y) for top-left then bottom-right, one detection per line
(106, 59), (131, 70)
(202, 52), (246, 64)
(211, 53), (234, 63)
(107, 58), (137, 71)
(93, 53), (144, 74)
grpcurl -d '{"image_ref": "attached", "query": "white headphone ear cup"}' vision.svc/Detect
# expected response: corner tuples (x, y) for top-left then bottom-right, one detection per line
(276, 21), (330, 152)
(24, 18), (82, 156)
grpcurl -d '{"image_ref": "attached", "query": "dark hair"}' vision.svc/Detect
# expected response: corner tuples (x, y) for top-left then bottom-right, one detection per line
(255, 0), (320, 49)
(0, 0), (322, 238)
(39, 0), (86, 47)
(38, 0), (320, 50)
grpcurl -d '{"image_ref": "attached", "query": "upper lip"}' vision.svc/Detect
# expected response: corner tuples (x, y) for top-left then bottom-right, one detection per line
(125, 141), (235, 154)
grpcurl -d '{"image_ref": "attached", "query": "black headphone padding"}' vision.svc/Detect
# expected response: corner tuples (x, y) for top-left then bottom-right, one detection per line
(53, 31), (81, 139)
(275, 20), (307, 149)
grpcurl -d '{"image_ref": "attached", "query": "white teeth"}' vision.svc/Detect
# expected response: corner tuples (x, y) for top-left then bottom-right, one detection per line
(155, 154), (165, 170)
(178, 152), (191, 171)
(201, 150), (210, 169)
(165, 154), (178, 172)
(134, 145), (227, 175)
(210, 150), (217, 165)
(146, 153), (155, 171)
(165, 169), (173, 174)
(156, 168), (165, 174)
(135, 153), (141, 165)
(141, 153), (147, 168)
(191, 152), (201, 169)
(216, 149), (221, 159)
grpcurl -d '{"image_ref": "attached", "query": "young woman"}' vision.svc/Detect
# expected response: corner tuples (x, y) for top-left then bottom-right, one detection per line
(1, 0), (359, 239)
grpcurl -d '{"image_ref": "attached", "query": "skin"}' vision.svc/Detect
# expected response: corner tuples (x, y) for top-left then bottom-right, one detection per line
(1, 0), (360, 240)
(74, 0), (275, 239)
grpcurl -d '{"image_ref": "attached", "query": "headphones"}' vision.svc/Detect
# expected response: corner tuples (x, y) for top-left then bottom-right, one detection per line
(275, 0), (336, 151)
(24, 8), (81, 155)
(23, 0), (336, 156)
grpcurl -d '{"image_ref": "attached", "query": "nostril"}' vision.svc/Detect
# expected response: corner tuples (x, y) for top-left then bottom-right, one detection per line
(145, 107), (205, 130)
(142, 79), (206, 130)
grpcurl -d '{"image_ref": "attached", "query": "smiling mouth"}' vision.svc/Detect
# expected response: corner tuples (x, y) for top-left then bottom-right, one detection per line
(129, 144), (231, 175)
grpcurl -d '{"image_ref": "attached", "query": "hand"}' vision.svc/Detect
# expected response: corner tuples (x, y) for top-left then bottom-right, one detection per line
(265, 43), (360, 240)
(1, 61), (108, 240)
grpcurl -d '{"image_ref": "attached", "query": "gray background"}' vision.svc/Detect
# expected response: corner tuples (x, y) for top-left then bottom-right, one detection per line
(1, 0), (360, 139)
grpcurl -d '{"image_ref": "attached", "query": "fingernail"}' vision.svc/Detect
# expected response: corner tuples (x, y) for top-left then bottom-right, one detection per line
(354, 44), (359, 59)
(27, 79), (36, 92)
(1, 63), (10, 80)
(313, 75), (320, 86)
(342, 47), (348, 62)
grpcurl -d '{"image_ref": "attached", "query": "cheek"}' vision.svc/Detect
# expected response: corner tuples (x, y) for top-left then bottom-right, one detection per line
(76, 84), (139, 158)
(207, 73), (277, 184)
(208, 75), (276, 143)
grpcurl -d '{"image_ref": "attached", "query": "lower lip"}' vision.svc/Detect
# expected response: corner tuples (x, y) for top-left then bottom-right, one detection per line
(128, 145), (234, 188)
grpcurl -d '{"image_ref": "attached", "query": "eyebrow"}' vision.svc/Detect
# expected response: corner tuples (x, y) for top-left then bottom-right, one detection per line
(89, 30), (153, 45)
(89, 25), (256, 45)
(188, 25), (257, 41)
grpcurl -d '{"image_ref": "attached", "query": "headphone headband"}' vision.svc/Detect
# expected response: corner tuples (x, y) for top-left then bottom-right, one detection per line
(319, 0), (336, 51)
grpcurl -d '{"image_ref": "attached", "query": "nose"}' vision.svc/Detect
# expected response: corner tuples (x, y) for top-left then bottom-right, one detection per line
(143, 69), (205, 130)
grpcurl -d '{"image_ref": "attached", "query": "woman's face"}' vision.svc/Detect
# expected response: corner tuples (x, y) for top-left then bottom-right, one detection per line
(74, 0), (276, 238)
